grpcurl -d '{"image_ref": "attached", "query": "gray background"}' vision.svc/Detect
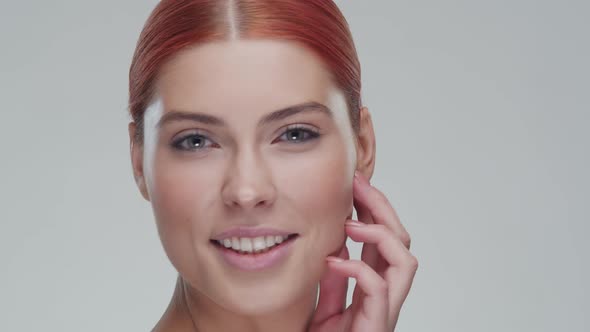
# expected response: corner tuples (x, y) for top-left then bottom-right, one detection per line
(1, 0), (588, 331)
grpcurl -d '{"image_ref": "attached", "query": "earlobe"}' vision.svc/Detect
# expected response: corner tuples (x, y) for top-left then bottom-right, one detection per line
(135, 173), (150, 202)
(354, 106), (376, 181)
(128, 122), (151, 202)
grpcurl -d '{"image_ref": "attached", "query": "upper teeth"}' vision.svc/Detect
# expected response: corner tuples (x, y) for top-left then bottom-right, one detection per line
(216, 235), (290, 253)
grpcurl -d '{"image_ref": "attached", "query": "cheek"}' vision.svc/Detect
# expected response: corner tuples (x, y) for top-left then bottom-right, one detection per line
(278, 139), (354, 253)
(147, 154), (219, 273)
(151, 159), (202, 225)
(148, 148), (221, 222)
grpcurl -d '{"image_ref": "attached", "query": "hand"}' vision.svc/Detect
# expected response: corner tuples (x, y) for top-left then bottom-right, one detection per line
(308, 171), (418, 332)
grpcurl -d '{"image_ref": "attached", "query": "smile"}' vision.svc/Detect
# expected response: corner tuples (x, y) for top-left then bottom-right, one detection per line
(210, 234), (299, 271)
(212, 234), (298, 254)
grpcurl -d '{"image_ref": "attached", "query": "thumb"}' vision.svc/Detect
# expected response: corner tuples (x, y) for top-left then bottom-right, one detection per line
(312, 243), (350, 324)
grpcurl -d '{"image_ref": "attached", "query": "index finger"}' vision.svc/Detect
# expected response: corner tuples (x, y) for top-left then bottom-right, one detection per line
(353, 171), (411, 249)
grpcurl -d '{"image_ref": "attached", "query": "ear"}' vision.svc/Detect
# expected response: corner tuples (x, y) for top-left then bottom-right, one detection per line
(128, 122), (150, 201)
(354, 106), (376, 182)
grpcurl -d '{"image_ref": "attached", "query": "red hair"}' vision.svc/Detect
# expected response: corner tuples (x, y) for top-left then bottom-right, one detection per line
(128, 0), (362, 142)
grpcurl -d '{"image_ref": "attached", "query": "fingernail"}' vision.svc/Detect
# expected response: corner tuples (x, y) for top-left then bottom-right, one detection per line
(354, 171), (363, 189)
(355, 170), (369, 185)
(326, 256), (345, 263)
(354, 171), (362, 185)
(345, 220), (366, 227)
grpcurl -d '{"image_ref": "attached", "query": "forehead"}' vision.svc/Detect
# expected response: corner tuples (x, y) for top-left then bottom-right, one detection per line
(153, 39), (338, 121)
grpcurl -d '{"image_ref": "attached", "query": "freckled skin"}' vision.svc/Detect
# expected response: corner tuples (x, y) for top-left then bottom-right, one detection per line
(129, 39), (374, 332)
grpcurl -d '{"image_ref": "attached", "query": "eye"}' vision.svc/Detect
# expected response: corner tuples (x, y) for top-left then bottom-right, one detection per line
(276, 125), (321, 144)
(171, 133), (217, 152)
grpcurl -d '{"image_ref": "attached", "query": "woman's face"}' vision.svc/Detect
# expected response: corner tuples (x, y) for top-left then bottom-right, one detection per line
(131, 39), (360, 315)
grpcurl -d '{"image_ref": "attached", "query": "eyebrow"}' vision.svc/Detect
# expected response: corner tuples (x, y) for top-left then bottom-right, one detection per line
(156, 101), (333, 129)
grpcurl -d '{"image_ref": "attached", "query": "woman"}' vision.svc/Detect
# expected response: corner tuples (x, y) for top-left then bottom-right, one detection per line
(127, 1), (418, 331)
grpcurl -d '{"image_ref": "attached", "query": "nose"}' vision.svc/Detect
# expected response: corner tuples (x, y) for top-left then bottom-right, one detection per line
(221, 148), (276, 210)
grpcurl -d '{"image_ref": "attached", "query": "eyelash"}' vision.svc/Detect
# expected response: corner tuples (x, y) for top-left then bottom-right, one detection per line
(171, 125), (321, 152)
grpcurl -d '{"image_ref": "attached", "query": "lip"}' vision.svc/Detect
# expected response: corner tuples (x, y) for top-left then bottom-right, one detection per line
(212, 234), (299, 271)
(211, 226), (297, 241)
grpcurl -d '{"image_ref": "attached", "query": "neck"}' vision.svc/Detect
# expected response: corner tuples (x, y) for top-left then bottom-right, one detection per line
(153, 274), (318, 332)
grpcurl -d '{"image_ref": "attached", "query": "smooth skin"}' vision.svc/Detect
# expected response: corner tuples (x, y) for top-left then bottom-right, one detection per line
(129, 39), (417, 331)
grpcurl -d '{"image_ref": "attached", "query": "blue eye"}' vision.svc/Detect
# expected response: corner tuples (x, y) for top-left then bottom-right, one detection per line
(171, 125), (320, 152)
(172, 134), (215, 151)
(277, 126), (321, 144)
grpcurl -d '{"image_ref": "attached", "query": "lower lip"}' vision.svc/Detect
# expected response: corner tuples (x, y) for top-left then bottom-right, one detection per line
(212, 235), (298, 271)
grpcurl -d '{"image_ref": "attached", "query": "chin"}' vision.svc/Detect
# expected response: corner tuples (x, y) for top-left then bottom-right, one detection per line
(216, 288), (296, 316)
(231, 296), (290, 316)
(216, 271), (317, 316)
